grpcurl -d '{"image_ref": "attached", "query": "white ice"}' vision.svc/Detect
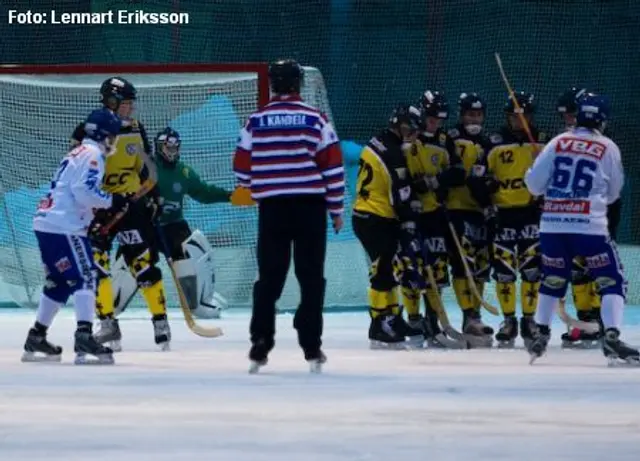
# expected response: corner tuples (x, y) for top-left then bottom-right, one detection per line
(1, 308), (640, 461)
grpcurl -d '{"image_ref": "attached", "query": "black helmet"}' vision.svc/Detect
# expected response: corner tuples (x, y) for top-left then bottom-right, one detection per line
(100, 76), (136, 110)
(458, 92), (486, 115)
(504, 90), (535, 114)
(269, 59), (304, 95)
(419, 90), (449, 119)
(389, 105), (422, 132)
(155, 127), (181, 165)
(557, 86), (587, 115)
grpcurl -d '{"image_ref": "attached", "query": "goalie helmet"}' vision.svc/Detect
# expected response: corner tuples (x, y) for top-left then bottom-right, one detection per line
(419, 90), (449, 119)
(84, 108), (121, 144)
(155, 127), (181, 165)
(504, 91), (535, 114)
(100, 76), (136, 110)
(269, 59), (304, 95)
(557, 87), (587, 115)
(576, 92), (610, 128)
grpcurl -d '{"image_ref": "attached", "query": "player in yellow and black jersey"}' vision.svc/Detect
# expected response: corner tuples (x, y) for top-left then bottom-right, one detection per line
(353, 105), (422, 348)
(469, 91), (547, 348)
(402, 90), (466, 347)
(445, 93), (495, 347)
(71, 77), (169, 351)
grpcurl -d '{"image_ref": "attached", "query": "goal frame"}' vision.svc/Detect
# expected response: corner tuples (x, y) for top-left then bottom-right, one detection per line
(0, 63), (271, 108)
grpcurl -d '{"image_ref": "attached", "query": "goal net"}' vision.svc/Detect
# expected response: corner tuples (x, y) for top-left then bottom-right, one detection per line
(0, 64), (370, 311)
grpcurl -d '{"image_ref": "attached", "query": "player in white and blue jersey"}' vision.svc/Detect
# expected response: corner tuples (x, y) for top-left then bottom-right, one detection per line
(22, 108), (129, 365)
(524, 93), (638, 366)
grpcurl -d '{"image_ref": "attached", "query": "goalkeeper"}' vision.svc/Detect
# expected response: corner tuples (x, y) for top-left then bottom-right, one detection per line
(154, 128), (231, 319)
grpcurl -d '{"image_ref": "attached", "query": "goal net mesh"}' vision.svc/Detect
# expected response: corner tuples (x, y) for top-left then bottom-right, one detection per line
(0, 67), (371, 310)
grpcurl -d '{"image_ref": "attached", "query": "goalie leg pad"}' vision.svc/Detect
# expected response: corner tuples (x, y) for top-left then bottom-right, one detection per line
(179, 230), (225, 319)
(112, 254), (138, 317)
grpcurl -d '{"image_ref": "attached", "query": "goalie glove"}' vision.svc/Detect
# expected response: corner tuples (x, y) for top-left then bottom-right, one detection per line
(230, 186), (256, 206)
(143, 186), (163, 221)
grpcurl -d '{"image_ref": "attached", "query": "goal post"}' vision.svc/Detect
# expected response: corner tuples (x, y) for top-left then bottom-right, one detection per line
(0, 63), (369, 311)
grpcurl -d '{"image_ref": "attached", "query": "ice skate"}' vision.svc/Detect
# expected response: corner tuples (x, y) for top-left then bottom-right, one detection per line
(94, 317), (122, 352)
(404, 314), (427, 347)
(368, 314), (409, 350)
(495, 316), (518, 348)
(527, 324), (550, 365)
(305, 350), (327, 374)
(21, 327), (63, 363)
(520, 315), (537, 349)
(152, 316), (171, 351)
(561, 325), (601, 349)
(74, 329), (114, 365)
(462, 312), (493, 348)
(248, 340), (271, 374)
(602, 328), (640, 367)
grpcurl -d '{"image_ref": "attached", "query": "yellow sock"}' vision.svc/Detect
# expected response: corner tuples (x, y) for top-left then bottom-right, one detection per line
(141, 280), (167, 317)
(474, 281), (485, 309)
(589, 281), (601, 309)
(387, 288), (401, 315)
(401, 286), (421, 316)
(521, 281), (539, 315)
(368, 287), (388, 318)
(572, 283), (592, 314)
(96, 277), (115, 318)
(453, 278), (475, 311)
(496, 281), (516, 316)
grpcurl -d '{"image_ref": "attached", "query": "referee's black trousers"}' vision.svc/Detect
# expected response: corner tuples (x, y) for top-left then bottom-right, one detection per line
(250, 195), (327, 358)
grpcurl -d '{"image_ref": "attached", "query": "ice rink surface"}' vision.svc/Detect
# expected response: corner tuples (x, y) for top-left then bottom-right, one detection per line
(1, 308), (640, 461)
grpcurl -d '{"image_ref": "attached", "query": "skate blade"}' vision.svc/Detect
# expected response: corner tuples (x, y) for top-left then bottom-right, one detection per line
(308, 360), (323, 374)
(561, 340), (601, 350)
(369, 340), (411, 351)
(74, 353), (115, 365)
(248, 360), (267, 374)
(21, 351), (62, 363)
(109, 340), (122, 352)
(607, 356), (640, 368)
(430, 333), (467, 350)
(464, 334), (493, 349)
(157, 342), (171, 352)
(529, 353), (540, 365)
(443, 326), (466, 342)
(406, 335), (426, 348)
(497, 340), (516, 349)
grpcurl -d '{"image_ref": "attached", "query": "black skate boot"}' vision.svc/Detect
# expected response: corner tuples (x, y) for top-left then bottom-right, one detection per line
(602, 328), (640, 367)
(152, 315), (171, 351)
(404, 314), (428, 347)
(304, 349), (327, 374)
(520, 315), (537, 349)
(495, 315), (518, 348)
(75, 323), (114, 365)
(21, 325), (63, 363)
(527, 324), (550, 365)
(561, 310), (602, 349)
(248, 338), (273, 374)
(94, 316), (122, 352)
(368, 311), (407, 350)
(462, 310), (493, 348)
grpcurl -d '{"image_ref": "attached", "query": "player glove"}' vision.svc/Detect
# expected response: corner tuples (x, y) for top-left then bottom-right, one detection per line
(482, 205), (499, 233)
(413, 175), (439, 193)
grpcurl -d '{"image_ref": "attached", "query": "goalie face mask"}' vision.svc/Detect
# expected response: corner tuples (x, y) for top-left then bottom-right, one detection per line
(155, 128), (181, 164)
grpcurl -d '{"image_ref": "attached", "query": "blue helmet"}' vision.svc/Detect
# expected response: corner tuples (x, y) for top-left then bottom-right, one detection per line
(576, 92), (610, 127)
(84, 108), (121, 143)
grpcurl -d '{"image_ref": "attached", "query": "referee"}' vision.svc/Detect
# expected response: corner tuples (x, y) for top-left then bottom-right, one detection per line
(232, 59), (344, 373)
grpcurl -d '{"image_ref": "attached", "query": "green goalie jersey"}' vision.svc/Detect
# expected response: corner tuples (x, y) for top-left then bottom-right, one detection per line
(156, 160), (231, 225)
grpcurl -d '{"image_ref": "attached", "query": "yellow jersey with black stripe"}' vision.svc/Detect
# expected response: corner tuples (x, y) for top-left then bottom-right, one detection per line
(485, 127), (547, 208)
(71, 117), (151, 194)
(405, 130), (461, 212)
(353, 129), (415, 221)
(446, 125), (492, 211)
